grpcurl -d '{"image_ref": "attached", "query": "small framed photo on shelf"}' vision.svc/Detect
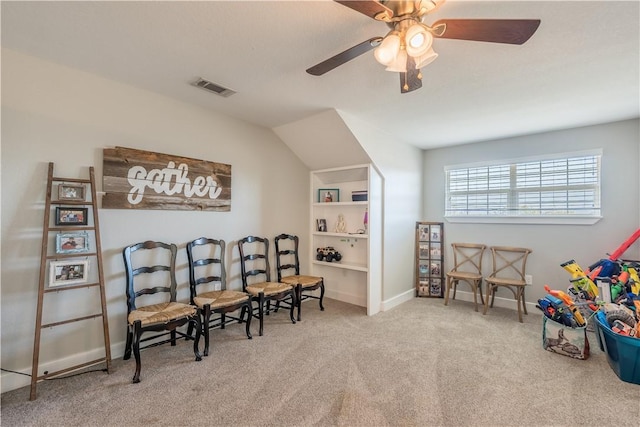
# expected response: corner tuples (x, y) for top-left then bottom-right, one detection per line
(430, 261), (441, 275)
(316, 218), (327, 232)
(318, 188), (339, 203)
(418, 262), (429, 277)
(55, 207), (88, 226)
(49, 260), (89, 287)
(56, 232), (90, 254)
(58, 184), (85, 201)
(430, 278), (442, 296)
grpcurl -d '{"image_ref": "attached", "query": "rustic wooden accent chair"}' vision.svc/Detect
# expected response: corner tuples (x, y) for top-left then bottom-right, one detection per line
(123, 241), (202, 383)
(274, 233), (325, 321)
(186, 237), (252, 356)
(444, 243), (487, 312)
(483, 246), (532, 323)
(237, 236), (296, 336)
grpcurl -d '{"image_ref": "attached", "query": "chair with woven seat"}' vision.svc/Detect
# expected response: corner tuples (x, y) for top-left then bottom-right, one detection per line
(186, 237), (252, 356)
(238, 235), (296, 336)
(274, 233), (325, 321)
(483, 246), (532, 323)
(445, 243), (486, 312)
(123, 241), (202, 383)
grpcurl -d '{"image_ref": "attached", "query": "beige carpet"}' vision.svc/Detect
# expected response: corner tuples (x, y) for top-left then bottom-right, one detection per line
(2, 297), (639, 426)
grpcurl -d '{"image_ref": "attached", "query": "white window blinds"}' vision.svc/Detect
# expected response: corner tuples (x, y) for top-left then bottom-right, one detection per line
(445, 152), (601, 218)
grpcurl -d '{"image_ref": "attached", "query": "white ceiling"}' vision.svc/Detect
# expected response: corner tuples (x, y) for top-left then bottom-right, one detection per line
(1, 1), (638, 149)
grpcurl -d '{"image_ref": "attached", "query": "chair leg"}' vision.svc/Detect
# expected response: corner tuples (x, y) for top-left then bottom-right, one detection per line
(258, 293), (265, 337)
(444, 277), (450, 305)
(186, 320), (194, 340)
(288, 291), (296, 324)
(221, 313), (226, 329)
(170, 329), (177, 346)
(244, 300), (253, 340)
(521, 288), (528, 315)
(192, 315), (203, 361)
(123, 325), (133, 360)
(131, 321), (143, 384)
(482, 285), (491, 315)
(202, 304), (211, 357)
(318, 281), (325, 311)
(239, 305), (247, 323)
(296, 284), (303, 322)
(471, 281), (479, 312)
(478, 280), (485, 305)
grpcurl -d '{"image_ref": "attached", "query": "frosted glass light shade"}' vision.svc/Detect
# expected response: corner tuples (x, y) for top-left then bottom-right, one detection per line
(405, 24), (433, 57)
(414, 47), (439, 68)
(374, 34), (401, 66)
(385, 49), (408, 73)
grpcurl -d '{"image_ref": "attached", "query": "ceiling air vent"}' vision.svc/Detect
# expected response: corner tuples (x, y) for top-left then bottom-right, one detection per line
(191, 77), (236, 98)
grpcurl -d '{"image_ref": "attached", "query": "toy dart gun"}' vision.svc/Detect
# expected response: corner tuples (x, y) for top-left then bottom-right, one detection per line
(537, 285), (586, 327)
(560, 259), (599, 301)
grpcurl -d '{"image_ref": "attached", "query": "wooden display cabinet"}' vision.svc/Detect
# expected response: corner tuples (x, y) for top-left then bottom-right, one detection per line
(415, 221), (444, 298)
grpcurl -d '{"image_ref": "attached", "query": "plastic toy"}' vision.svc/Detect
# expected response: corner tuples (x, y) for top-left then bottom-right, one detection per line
(316, 246), (342, 263)
(544, 285), (586, 327)
(561, 260), (599, 300)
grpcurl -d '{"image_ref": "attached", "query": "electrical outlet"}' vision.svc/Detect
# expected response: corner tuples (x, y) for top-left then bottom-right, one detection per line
(525, 274), (533, 285)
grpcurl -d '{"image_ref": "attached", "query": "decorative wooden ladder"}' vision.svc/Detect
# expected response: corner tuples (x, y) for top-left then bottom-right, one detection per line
(30, 162), (111, 400)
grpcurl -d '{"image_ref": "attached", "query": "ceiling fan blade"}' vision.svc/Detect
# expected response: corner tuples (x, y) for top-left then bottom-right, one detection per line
(432, 19), (541, 45)
(400, 56), (422, 94)
(306, 37), (383, 76)
(334, 0), (394, 21)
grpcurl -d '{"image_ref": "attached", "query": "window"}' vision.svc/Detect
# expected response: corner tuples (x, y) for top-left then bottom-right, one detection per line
(445, 151), (601, 224)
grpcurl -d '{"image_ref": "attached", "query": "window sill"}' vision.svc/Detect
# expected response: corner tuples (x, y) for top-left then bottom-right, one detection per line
(445, 216), (602, 225)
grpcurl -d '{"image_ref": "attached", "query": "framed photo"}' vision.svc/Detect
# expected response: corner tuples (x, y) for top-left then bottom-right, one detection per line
(318, 188), (339, 203)
(430, 225), (441, 242)
(430, 278), (442, 296)
(58, 184), (85, 201)
(418, 224), (430, 241)
(419, 244), (429, 258)
(56, 232), (90, 254)
(49, 260), (89, 287)
(316, 218), (327, 232)
(430, 261), (441, 276)
(55, 207), (88, 226)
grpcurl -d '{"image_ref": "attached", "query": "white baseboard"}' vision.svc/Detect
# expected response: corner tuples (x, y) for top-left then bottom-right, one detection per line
(381, 288), (415, 311)
(324, 289), (366, 308)
(1, 342), (126, 394)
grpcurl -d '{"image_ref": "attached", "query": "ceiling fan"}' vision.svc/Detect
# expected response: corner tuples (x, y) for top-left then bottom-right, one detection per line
(306, 0), (541, 93)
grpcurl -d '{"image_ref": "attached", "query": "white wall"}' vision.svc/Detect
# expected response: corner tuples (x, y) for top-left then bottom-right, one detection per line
(1, 49), (310, 392)
(423, 119), (640, 306)
(339, 111), (423, 306)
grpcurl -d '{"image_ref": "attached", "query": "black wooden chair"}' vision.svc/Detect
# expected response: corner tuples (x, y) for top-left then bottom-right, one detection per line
(237, 236), (296, 336)
(186, 237), (252, 356)
(123, 241), (202, 383)
(274, 233), (325, 321)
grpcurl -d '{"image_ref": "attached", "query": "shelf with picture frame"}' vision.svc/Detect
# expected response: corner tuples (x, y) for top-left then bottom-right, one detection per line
(30, 162), (111, 401)
(310, 164), (382, 315)
(415, 221), (445, 298)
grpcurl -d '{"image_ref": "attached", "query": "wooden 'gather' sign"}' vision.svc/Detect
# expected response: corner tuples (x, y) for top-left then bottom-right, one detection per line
(102, 147), (231, 211)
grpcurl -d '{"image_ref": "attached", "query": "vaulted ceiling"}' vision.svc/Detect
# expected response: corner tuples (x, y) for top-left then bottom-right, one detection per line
(2, 1), (638, 149)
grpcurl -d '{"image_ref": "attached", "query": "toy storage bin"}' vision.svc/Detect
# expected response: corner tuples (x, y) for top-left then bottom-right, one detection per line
(594, 311), (640, 385)
(542, 316), (589, 359)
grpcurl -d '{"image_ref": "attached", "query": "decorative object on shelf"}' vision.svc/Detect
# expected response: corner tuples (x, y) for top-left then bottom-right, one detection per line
(55, 232), (90, 254)
(54, 207), (88, 226)
(316, 218), (327, 232)
(58, 184), (85, 201)
(352, 190), (368, 201)
(49, 260), (89, 287)
(335, 214), (347, 233)
(316, 247), (342, 262)
(103, 146), (231, 211)
(363, 209), (368, 233)
(318, 188), (339, 203)
(415, 221), (445, 298)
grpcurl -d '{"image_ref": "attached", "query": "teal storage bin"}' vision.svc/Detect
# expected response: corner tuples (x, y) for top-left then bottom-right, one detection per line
(595, 311), (640, 385)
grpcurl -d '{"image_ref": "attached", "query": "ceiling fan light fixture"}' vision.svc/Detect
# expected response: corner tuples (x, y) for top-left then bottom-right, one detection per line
(415, 0), (447, 15)
(374, 32), (401, 66)
(405, 23), (433, 57)
(414, 47), (438, 69)
(385, 49), (408, 73)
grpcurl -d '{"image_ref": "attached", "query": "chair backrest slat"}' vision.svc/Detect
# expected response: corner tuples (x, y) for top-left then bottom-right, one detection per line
(123, 241), (178, 312)
(238, 236), (271, 289)
(490, 246), (531, 281)
(186, 237), (226, 304)
(274, 234), (300, 281)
